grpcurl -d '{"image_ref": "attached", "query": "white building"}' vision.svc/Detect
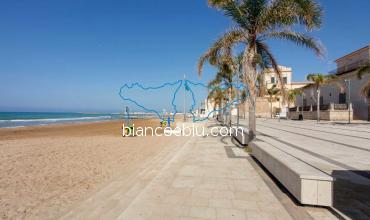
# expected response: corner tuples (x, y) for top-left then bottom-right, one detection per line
(296, 45), (370, 121)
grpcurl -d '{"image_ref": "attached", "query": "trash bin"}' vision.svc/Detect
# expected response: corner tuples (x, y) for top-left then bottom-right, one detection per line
(298, 114), (303, 120)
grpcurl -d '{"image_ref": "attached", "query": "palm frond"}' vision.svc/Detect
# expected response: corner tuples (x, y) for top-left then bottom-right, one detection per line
(264, 31), (325, 57)
(306, 73), (336, 89)
(287, 88), (302, 102)
(259, 0), (322, 32)
(256, 40), (281, 80)
(357, 62), (370, 79)
(256, 40), (286, 100)
(361, 81), (370, 98)
(198, 28), (245, 76)
(240, 0), (267, 31)
(293, 0), (323, 30)
(208, 0), (232, 8)
(222, 1), (250, 29)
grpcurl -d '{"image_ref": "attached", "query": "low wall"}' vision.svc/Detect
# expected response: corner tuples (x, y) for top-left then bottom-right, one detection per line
(289, 110), (353, 121)
(250, 141), (333, 206)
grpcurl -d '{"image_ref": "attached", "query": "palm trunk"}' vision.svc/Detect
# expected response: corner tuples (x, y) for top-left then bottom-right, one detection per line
(270, 96), (273, 118)
(317, 88), (320, 122)
(243, 47), (257, 141)
(248, 95), (256, 141)
(243, 101), (246, 119)
(229, 86), (232, 126)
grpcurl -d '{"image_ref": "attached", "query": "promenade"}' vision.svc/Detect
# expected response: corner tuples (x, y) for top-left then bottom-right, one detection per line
(61, 121), (339, 220)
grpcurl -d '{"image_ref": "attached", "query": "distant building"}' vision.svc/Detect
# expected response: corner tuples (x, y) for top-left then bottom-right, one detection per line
(296, 45), (370, 121)
(202, 65), (309, 119)
(264, 66), (310, 115)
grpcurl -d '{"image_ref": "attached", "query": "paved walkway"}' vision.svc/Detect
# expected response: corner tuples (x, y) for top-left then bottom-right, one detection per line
(114, 123), (337, 220)
(239, 118), (370, 220)
(61, 121), (339, 220)
(116, 131), (292, 219)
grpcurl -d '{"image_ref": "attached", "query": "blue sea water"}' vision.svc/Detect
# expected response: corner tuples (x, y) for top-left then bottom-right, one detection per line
(0, 112), (156, 128)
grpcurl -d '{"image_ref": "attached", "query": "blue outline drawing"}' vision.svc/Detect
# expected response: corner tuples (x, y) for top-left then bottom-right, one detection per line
(119, 80), (182, 122)
(118, 79), (248, 123)
(185, 80), (247, 122)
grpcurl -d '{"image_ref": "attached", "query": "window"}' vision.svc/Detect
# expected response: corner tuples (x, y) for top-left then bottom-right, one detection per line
(283, 77), (287, 84)
(320, 96), (324, 105)
(303, 99), (307, 107)
(339, 93), (346, 104)
(271, 77), (275, 84)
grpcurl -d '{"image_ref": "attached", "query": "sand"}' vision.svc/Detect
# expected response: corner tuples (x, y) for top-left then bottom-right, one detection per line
(0, 119), (186, 219)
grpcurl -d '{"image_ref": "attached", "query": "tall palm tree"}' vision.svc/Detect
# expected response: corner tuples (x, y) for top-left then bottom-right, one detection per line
(266, 85), (280, 118)
(199, 0), (324, 141)
(207, 56), (236, 125)
(306, 73), (336, 122)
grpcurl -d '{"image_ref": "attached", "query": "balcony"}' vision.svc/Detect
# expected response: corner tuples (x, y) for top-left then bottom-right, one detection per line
(330, 60), (369, 75)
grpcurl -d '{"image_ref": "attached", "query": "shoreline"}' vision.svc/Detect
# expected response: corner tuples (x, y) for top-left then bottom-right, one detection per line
(0, 118), (121, 130)
(0, 112), (158, 129)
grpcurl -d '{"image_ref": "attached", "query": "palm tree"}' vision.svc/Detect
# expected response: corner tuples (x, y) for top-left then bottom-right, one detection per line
(287, 88), (302, 108)
(207, 56), (236, 125)
(306, 73), (336, 122)
(266, 85), (280, 118)
(207, 86), (227, 119)
(199, 0), (324, 141)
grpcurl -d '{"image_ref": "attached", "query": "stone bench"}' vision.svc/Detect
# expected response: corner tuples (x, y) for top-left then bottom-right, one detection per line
(250, 141), (334, 206)
(231, 126), (249, 145)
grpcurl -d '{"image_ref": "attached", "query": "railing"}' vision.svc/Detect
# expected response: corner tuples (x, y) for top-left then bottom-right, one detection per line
(303, 106), (311, 111)
(289, 103), (350, 112)
(334, 103), (348, 110)
(320, 104), (330, 111)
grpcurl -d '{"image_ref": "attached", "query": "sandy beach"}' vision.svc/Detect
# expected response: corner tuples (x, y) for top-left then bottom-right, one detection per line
(0, 119), (187, 219)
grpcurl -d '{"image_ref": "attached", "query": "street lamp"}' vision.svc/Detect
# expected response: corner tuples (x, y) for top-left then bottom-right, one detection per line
(236, 71), (240, 128)
(344, 79), (351, 124)
(183, 74), (187, 122)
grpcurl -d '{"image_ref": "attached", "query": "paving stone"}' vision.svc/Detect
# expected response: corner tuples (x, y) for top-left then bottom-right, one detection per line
(216, 208), (246, 220)
(232, 199), (259, 211)
(189, 207), (216, 219)
(209, 198), (233, 208)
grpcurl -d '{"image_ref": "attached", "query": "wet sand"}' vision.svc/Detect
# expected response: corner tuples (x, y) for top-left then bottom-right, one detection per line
(0, 119), (186, 219)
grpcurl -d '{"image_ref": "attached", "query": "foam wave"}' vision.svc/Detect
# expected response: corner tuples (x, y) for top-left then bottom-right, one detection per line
(0, 116), (111, 123)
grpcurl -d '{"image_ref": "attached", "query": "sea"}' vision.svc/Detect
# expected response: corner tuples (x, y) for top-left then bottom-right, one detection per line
(0, 112), (156, 128)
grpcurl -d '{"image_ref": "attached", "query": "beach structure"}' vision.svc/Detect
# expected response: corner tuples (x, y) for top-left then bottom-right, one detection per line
(292, 45), (370, 121)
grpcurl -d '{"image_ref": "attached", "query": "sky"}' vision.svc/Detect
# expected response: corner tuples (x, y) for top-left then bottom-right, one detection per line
(0, 0), (369, 113)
